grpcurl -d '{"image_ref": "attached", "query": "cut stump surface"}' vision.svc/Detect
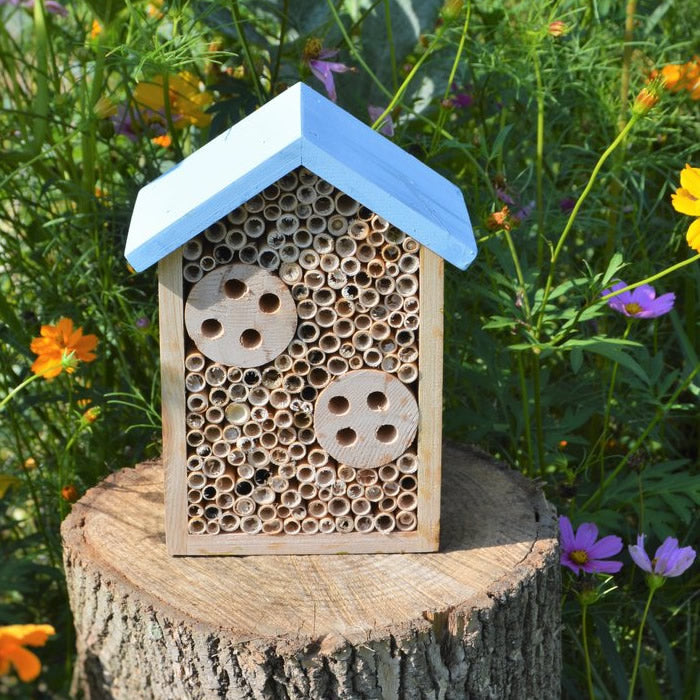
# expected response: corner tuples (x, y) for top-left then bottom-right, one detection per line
(62, 443), (561, 699)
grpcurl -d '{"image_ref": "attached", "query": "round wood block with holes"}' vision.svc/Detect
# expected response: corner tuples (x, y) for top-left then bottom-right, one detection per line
(184, 263), (297, 367)
(314, 369), (419, 469)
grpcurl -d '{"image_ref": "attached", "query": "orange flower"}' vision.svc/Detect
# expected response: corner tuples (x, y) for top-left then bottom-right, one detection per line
(657, 57), (700, 99)
(30, 318), (98, 379)
(61, 484), (79, 502)
(0, 624), (55, 682)
(90, 19), (102, 40)
(82, 406), (100, 423)
(486, 205), (519, 232)
(151, 133), (172, 148)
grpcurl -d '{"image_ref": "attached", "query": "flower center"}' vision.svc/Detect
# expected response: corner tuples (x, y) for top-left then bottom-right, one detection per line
(624, 302), (643, 315)
(570, 549), (589, 565)
(303, 38), (322, 61)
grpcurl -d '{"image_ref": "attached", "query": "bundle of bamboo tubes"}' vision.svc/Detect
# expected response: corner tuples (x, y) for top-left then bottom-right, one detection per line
(181, 166), (422, 536)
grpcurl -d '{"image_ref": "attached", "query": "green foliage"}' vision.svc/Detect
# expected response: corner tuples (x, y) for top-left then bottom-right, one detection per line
(0, 0), (698, 696)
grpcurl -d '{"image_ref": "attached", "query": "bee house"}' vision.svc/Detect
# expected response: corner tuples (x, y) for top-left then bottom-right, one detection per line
(125, 83), (476, 555)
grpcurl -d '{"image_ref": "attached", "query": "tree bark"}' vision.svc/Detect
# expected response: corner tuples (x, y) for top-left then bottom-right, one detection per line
(62, 443), (561, 699)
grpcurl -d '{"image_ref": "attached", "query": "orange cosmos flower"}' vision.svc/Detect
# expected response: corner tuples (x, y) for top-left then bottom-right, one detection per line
(657, 57), (700, 98)
(0, 624), (55, 682)
(61, 484), (80, 502)
(30, 318), (98, 379)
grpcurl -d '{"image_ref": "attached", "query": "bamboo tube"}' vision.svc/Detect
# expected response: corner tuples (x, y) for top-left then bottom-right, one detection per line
(404, 314), (419, 331)
(368, 321), (389, 342)
(185, 352), (206, 372)
(352, 314), (369, 331)
(308, 448), (329, 468)
(243, 215), (265, 238)
(312, 287), (335, 307)
(222, 425), (241, 443)
(396, 274), (418, 297)
(340, 283), (359, 301)
(297, 322), (320, 344)
(298, 428), (316, 445)
(315, 466), (336, 487)
(387, 311), (405, 329)
(381, 244), (401, 263)
(325, 215), (346, 238)
(213, 244), (234, 264)
(283, 374), (304, 395)
(188, 517), (206, 534)
(195, 444), (211, 458)
(205, 221), (227, 243)
(301, 518), (319, 534)
(249, 447), (270, 468)
(243, 421), (262, 439)
(203, 457), (225, 478)
(293, 228), (313, 248)
(252, 485), (275, 505)
(316, 307), (336, 328)
(259, 368), (280, 390)
(351, 331), (372, 352)
(187, 489), (203, 505)
(371, 214), (390, 232)
(273, 408), (293, 426)
(327, 356), (349, 375)
(241, 196), (267, 219)
(239, 244), (258, 264)
(296, 184), (317, 204)
(398, 252), (420, 274)
(305, 367), (328, 389)
(265, 231), (286, 250)
(397, 491), (418, 512)
(297, 299), (317, 320)
(385, 262), (400, 277)
(199, 256), (216, 273)
(186, 429), (205, 448)
(279, 171), (299, 191)
(202, 485), (217, 501)
(227, 449), (246, 467)
(332, 481), (347, 497)
(318, 333), (341, 353)
(356, 469), (379, 487)
(303, 270), (325, 290)
(258, 247), (281, 270)
(335, 192), (359, 216)
(358, 288), (380, 309)
(335, 515), (354, 533)
(327, 496), (350, 517)
(234, 479), (254, 497)
(355, 270), (372, 289)
(300, 386), (317, 403)
(396, 329), (415, 347)
(187, 454), (203, 471)
(292, 505), (308, 520)
(206, 520), (222, 534)
(183, 263), (203, 283)
(307, 215), (327, 235)
(398, 345), (418, 364)
(363, 348), (382, 367)
(382, 226), (402, 244)
(278, 192), (298, 211)
(348, 356), (363, 370)
(228, 384), (248, 403)
(204, 424), (223, 443)
(298, 483), (317, 501)
(209, 387), (229, 407)
(288, 442), (306, 461)
(225, 403), (249, 425)
(280, 489), (301, 508)
(399, 474), (418, 492)
(214, 474), (235, 493)
(378, 463), (398, 482)
(227, 206), (247, 224)
(383, 481), (400, 497)
(312, 233), (334, 255)
(182, 239), (203, 260)
(188, 504), (204, 518)
(236, 436), (254, 453)
(278, 427), (296, 445)
(402, 236), (420, 253)
(234, 497), (256, 518)
(276, 504), (291, 519)
(204, 364), (227, 387)
(397, 363), (418, 384)
(368, 230), (385, 248)
(262, 518), (283, 535)
(226, 366), (242, 383)
(225, 229), (247, 250)
(283, 518), (301, 534)
(279, 243), (300, 263)
(350, 498), (371, 516)
(273, 449), (292, 469)
(307, 348), (325, 366)
(220, 513), (240, 532)
(308, 500), (328, 518)
(248, 386), (269, 406)
(279, 262), (302, 286)
(339, 259), (360, 279)
(374, 277), (395, 297)
(356, 244), (375, 263)
(374, 512), (396, 533)
(289, 341), (308, 361)
(262, 183), (280, 200)
(216, 493), (234, 510)
(270, 476), (289, 493)
(319, 517), (336, 533)
(240, 515), (262, 534)
(315, 178), (334, 195)
(366, 260), (385, 279)
(385, 292), (403, 311)
(334, 299), (355, 318)
(260, 431), (278, 449)
(348, 220), (369, 240)
(332, 319), (353, 340)
(261, 417), (275, 432)
(365, 485), (384, 503)
(338, 342), (355, 359)
(335, 236), (356, 258)
(205, 407), (225, 426)
(296, 464), (316, 484)
(187, 472), (206, 489)
(274, 353), (293, 372)
(242, 368), (262, 387)
(317, 487), (332, 502)
(276, 213), (299, 236)
(319, 253), (340, 273)
(354, 515), (374, 533)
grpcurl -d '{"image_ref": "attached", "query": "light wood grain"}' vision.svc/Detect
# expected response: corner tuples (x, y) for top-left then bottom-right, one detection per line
(158, 252), (187, 555)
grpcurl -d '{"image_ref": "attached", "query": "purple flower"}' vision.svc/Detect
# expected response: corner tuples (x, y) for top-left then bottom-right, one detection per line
(629, 534), (696, 578)
(602, 281), (675, 318)
(1, 0), (67, 16)
(304, 42), (352, 103)
(135, 316), (150, 329)
(368, 105), (394, 137)
(111, 104), (166, 141)
(559, 196), (576, 213)
(559, 515), (623, 575)
(448, 82), (473, 108)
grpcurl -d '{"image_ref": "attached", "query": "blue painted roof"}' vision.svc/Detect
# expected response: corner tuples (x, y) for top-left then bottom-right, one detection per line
(125, 82), (477, 271)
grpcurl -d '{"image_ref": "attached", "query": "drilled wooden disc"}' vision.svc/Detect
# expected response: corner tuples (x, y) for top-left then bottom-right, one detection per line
(184, 263), (297, 368)
(314, 369), (419, 469)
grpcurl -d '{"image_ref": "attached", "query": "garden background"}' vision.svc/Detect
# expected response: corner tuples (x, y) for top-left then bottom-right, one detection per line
(0, 0), (698, 697)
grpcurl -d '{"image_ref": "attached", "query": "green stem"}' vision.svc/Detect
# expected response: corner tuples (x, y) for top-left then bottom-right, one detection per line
(270, 0), (289, 90)
(533, 51), (546, 269)
(582, 603), (595, 700)
(532, 355), (546, 475)
(580, 361), (700, 512)
(231, 0), (265, 105)
(370, 24), (448, 132)
(161, 73), (183, 162)
(627, 587), (656, 700)
(383, 0), (398, 92)
(536, 115), (640, 338)
(517, 354), (534, 477)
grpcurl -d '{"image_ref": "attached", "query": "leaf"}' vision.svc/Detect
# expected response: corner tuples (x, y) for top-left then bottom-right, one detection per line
(563, 337), (648, 383)
(570, 347), (583, 374)
(600, 252), (626, 289)
(488, 124), (513, 163)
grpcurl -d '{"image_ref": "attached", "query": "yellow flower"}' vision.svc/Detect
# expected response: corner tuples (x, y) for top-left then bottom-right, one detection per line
(133, 71), (212, 129)
(30, 318), (98, 379)
(0, 624), (55, 682)
(90, 19), (102, 40)
(671, 164), (700, 252)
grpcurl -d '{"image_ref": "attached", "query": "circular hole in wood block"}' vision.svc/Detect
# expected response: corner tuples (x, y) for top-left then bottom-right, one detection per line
(258, 293), (280, 313)
(336, 427), (357, 447)
(201, 319), (223, 338)
(224, 278), (247, 299)
(376, 424), (397, 443)
(240, 328), (262, 349)
(328, 396), (350, 415)
(367, 391), (389, 411)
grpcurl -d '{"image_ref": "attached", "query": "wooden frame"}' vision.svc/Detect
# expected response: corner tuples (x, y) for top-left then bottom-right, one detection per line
(160, 245), (443, 555)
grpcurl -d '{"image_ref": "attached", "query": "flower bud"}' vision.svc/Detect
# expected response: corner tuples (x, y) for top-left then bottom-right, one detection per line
(61, 484), (79, 503)
(548, 20), (569, 37)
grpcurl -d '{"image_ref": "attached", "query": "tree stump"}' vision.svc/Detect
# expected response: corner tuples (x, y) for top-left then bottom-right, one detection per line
(62, 443), (561, 699)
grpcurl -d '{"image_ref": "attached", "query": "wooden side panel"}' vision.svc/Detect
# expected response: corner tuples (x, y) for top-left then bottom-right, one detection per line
(158, 252), (187, 555)
(417, 247), (444, 551)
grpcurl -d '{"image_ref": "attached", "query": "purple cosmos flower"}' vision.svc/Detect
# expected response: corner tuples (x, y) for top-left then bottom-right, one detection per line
(111, 104), (166, 141)
(1, 0), (68, 16)
(307, 48), (352, 103)
(629, 534), (696, 578)
(602, 281), (675, 318)
(559, 515), (623, 575)
(559, 196), (577, 213)
(368, 105), (395, 137)
(448, 82), (473, 108)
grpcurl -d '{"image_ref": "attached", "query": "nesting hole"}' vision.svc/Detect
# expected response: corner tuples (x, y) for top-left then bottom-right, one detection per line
(259, 293), (280, 313)
(201, 318), (223, 338)
(328, 396), (350, 415)
(376, 424), (397, 444)
(336, 427), (357, 446)
(367, 391), (389, 411)
(224, 278), (247, 299)
(240, 328), (262, 348)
